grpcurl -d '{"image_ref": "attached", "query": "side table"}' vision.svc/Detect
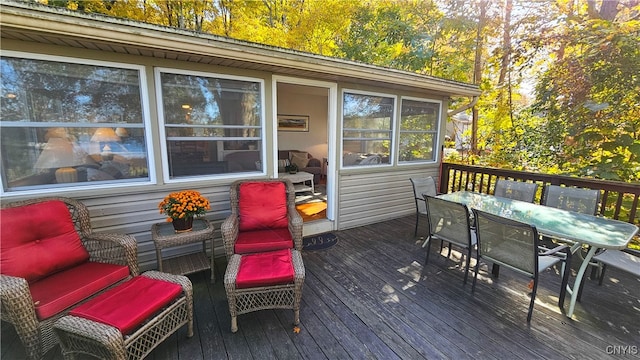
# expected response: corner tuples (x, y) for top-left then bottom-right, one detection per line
(152, 218), (215, 283)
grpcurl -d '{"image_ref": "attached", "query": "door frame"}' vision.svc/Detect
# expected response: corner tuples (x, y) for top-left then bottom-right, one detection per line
(272, 75), (337, 235)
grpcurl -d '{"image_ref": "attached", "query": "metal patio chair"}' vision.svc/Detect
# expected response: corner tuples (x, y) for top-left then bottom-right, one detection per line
(494, 179), (538, 203)
(424, 195), (477, 284)
(410, 176), (437, 239)
(472, 209), (572, 322)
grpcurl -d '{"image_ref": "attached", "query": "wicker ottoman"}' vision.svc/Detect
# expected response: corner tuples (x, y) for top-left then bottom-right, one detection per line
(224, 249), (305, 333)
(53, 271), (193, 360)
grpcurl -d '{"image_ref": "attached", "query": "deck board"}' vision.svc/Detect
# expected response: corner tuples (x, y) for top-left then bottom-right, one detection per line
(2, 215), (639, 359)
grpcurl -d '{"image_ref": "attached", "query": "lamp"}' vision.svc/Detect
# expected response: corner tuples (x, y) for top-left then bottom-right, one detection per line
(34, 137), (86, 183)
(91, 127), (120, 161)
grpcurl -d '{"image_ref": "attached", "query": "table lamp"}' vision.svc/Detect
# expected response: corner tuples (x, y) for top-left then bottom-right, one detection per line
(91, 127), (120, 161)
(34, 137), (86, 183)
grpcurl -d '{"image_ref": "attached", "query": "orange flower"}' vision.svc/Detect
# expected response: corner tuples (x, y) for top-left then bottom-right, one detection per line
(158, 190), (210, 221)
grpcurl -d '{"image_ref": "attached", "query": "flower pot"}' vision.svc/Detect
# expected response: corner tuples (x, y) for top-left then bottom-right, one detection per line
(172, 217), (194, 233)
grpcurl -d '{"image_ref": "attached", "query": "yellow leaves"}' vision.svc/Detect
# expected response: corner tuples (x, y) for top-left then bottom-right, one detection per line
(293, 326), (301, 334)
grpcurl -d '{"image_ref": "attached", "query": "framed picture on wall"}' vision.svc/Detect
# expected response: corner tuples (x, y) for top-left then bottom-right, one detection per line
(277, 114), (309, 132)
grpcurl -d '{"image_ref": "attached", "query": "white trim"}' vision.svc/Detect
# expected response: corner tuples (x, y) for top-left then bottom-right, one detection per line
(0, 50), (155, 196)
(154, 67), (267, 183)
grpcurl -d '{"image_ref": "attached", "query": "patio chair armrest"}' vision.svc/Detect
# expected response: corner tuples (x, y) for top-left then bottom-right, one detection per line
(83, 233), (140, 276)
(288, 205), (303, 251)
(221, 214), (239, 259)
(0, 274), (39, 331)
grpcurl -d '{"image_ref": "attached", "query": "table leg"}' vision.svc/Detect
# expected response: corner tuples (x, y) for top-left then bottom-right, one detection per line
(566, 245), (598, 318)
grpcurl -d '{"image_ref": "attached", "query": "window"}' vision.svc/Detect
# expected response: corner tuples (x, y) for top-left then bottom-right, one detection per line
(341, 91), (395, 167)
(0, 53), (151, 193)
(398, 98), (441, 163)
(156, 69), (264, 179)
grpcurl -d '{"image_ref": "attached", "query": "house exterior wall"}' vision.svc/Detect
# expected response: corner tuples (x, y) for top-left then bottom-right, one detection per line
(2, 25), (459, 271)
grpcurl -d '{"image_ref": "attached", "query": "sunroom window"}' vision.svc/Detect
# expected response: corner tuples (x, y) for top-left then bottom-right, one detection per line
(0, 53), (151, 193)
(342, 91), (395, 167)
(156, 69), (264, 179)
(398, 98), (441, 163)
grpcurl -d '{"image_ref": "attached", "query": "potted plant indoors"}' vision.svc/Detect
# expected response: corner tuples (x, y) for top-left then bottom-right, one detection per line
(158, 190), (211, 232)
(285, 163), (298, 174)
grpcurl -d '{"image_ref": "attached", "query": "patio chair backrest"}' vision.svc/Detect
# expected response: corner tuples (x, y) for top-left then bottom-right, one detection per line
(473, 209), (538, 276)
(494, 179), (538, 203)
(542, 185), (600, 215)
(424, 195), (472, 249)
(410, 177), (437, 214)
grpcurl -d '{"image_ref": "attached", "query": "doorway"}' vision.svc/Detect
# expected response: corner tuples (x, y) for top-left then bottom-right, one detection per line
(273, 76), (336, 235)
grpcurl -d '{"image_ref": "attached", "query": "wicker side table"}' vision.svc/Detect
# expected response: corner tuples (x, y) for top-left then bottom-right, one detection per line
(152, 218), (215, 283)
(53, 271), (193, 360)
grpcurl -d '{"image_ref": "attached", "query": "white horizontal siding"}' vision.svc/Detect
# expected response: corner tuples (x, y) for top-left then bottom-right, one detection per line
(337, 167), (440, 230)
(76, 184), (233, 271)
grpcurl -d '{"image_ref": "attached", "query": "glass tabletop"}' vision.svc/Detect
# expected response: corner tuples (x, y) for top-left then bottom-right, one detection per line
(438, 191), (639, 249)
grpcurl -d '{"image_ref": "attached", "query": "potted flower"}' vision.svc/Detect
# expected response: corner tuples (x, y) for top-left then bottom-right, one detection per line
(158, 190), (210, 232)
(285, 163), (298, 174)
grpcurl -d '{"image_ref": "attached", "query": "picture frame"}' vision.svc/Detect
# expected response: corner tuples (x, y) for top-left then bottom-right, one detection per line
(277, 114), (309, 132)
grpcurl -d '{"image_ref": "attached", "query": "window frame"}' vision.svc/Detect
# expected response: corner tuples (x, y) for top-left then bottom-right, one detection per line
(0, 51), (155, 196)
(340, 89), (397, 170)
(154, 67), (266, 183)
(396, 96), (442, 166)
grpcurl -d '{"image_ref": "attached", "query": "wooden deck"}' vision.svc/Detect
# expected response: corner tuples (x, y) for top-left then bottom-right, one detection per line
(3, 215), (639, 359)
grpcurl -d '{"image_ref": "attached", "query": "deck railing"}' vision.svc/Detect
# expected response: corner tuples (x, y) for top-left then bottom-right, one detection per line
(439, 162), (640, 227)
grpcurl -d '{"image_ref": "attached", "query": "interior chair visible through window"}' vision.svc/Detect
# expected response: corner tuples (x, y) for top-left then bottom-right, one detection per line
(424, 195), (477, 284)
(494, 179), (538, 203)
(472, 209), (572, 322)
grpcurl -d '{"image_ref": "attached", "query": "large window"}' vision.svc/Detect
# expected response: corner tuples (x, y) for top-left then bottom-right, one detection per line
(398, 98), (441, 163)
(156, 69), (264, 179)
(341, 91), (395, 167)
(0, 53), (151, 193)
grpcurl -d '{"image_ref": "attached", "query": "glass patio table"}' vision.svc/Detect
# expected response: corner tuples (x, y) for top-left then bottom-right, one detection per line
(438, 191), (639, 318)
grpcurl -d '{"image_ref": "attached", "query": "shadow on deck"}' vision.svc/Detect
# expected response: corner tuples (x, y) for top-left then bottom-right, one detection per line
(3, 215), (639, 359)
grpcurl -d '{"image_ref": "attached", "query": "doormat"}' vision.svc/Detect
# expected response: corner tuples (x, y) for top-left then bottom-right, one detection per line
(303, 232), (338, 251)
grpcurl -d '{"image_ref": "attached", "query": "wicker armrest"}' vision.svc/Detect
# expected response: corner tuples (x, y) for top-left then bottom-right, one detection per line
(221, 214), (240, 259)
(83, 233), (139, 276)
(287, 206), (303, 251)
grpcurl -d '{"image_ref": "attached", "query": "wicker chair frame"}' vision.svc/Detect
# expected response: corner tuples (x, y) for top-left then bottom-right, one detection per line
(221, 179), (303, 259)
(0, 197), (139, 360)
(224, 249), (305, 333)
(53, 271), (193, 360)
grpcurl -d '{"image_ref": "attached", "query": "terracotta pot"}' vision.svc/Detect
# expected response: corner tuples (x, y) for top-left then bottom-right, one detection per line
(172, 217), (194, 233)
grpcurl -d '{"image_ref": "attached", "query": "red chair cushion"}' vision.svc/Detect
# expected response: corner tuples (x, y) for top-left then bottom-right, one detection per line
(70, 276), (182, 335)
(234, 228), (294, 254)
(238, 182), (288, 231)
(0, 200), (89, 283)
(236, 249), (294, 289)
(29, 262), (130, 320)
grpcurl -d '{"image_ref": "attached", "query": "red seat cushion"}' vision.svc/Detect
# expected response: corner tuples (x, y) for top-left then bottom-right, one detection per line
(1, 200), (89, 283)
(234, 228), (293, 254)
(238, 182), (288, 231)
(236, 249), (294, 289)
(70, 276), (182, 335)
(29, 262), (130, 320)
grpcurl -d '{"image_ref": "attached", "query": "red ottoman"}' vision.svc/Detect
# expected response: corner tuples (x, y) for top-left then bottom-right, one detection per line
(224, 249), (305, 332)
(53, 271), (193, 360)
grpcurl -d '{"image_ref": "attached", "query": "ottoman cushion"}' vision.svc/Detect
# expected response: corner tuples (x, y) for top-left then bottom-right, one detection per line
(236, 249), (294, 289)
(70, 276), (182, 335)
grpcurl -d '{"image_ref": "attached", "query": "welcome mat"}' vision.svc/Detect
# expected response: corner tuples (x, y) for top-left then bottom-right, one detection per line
(303, 232), (338, 251)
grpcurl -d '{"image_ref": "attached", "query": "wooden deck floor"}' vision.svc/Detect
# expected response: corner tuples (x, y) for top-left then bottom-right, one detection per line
(3, 215), (639, 359)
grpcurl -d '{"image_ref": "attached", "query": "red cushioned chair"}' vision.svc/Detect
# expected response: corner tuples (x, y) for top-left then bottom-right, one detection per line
(221, 179), (303, 259)
(0, 197), (139, 360)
